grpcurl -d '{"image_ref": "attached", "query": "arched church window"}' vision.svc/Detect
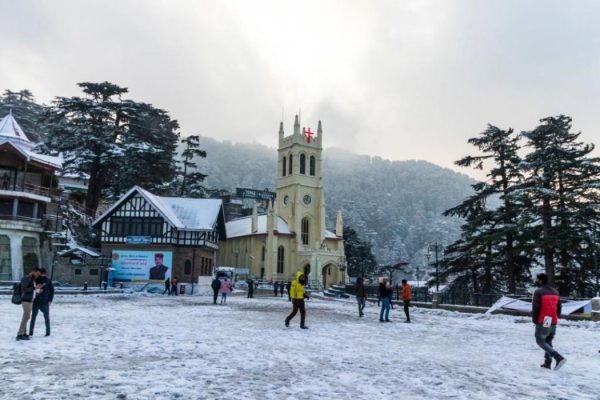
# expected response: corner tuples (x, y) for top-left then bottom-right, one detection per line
(300, 154), (306, 174)
(310, 156), (316, 176)
(277, 246), (285, 274)
(288, 154), (293, 175)
(184, 260), (192, 275)
(282, 156), (287, 176)
(301, 218), (309, 245)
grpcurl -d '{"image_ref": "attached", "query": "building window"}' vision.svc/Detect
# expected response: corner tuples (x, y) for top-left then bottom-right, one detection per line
(22, 237), (39, 274)
(184, 260), (192, 275)
(277, 246), (284, 274)
(310, 156), (316, 176)
(75, 269), (82, 275)
(261, 246), (265, 261)
(0, 235), (11, 281)
(90, 269), (99, 276)
(288, 154), (293, 175)
(300, 154), (306, 174)
(301, 218), (309, 245)
(282, 156), (287, 176)
(109, 217), (164, 237)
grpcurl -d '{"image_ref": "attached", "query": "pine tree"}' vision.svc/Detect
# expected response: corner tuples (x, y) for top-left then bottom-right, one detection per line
(343, 225), (377, 277)
(46, 82), (180, 216)
(444, 125), (528, 293)
(519, 115), (600, 293)
(179, 135), (207, 197)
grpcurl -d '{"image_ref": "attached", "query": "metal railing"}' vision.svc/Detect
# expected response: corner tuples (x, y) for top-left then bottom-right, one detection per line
(0, 182), (54, 197)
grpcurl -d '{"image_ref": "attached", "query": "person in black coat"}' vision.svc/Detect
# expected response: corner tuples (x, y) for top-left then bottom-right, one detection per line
(211, 277), (221, 304)
(163, 277), (171, 295)
(29, 267), (54, 337)
(17, 267), (41, 340)
(247, 278), (254, 298)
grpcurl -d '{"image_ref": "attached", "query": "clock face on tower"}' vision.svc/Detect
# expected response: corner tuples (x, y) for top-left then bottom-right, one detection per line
(283, 195), (289, 206)
(303, 194), (312, 205)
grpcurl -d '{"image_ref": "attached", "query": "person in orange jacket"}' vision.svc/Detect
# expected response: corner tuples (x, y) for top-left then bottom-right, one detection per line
(402, 279), (411, 323)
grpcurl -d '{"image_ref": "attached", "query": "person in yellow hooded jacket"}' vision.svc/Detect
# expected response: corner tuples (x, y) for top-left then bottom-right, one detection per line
(285, 271), (309, 329)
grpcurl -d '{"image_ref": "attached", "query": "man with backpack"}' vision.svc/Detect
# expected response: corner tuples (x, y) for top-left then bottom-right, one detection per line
(29, 267), (54, 337)
(16, 267), (41, 341)
(285, 272), (310, 329)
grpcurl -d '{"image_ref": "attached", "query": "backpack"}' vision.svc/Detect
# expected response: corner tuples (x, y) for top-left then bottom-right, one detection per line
(11, 282), (22, 305)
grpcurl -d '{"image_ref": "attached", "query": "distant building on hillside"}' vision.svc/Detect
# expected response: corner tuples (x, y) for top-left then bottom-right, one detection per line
(0, 112), (62, 280)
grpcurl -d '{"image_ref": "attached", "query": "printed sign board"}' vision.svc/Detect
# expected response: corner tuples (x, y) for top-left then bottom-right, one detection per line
(126, 236), (152, 245)
(111, 250), (172, 281)
(236, 187), (276, 201)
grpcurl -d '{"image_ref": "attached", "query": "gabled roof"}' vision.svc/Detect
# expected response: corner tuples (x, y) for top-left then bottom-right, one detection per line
(0, 113), (62, 170)
(92, 186), (224, 231)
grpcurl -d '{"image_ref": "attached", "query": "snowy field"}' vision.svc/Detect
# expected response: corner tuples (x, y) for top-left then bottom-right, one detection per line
(1, 293), (598, 400)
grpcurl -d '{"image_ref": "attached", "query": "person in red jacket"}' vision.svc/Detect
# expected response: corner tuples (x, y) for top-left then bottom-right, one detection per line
(401, 279), (411, 323)
(532, 273), (566, 370)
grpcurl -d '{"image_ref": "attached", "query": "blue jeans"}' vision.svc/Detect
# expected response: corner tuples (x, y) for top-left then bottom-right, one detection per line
(535, 324), (558, 364)
(380, 297), (390, 321)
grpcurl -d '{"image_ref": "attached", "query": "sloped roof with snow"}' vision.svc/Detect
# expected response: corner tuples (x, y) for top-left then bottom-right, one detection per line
(0, 113), (62, 169)
(92, 186), (223, 231)
(0, 113), (28, 142)
(226, 214), (291, 238)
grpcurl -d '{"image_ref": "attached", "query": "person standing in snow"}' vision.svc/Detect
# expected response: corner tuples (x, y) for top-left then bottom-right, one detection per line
(356, 276), (367, 317)
(378, 278), (391, 322)
(286, 281), (291, 301)
(532, 273), (567, 370)
(16, 267), (41, 340)
(29, 267), (54, 337)
(401, 279), (411, 323)
(211, 276), (221, 304)
(273, 281), (279, 297)
(247, 278), (254, 298)
(285, 272), (309, 329)
(279, 280), (285, 297)
(220, 278), (232, 304)
(171, 276), (178, 296)
(163, 277), (171, 295)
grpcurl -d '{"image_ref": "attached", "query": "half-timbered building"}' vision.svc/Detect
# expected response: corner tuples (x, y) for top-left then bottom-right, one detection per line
(92, 186), (226, 286)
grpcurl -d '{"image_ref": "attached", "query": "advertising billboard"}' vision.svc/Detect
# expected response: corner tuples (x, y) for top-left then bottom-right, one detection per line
(111, 250), (172, 281)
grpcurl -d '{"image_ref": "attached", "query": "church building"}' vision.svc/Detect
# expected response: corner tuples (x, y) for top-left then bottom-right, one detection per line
(219, 116), (346, 288)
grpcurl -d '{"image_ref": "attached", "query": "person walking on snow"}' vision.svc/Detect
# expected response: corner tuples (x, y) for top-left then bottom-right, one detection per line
(171, 277), (178, 296)
(279, 280), (285, 297)
(356, 276), (367, 317)
(247, 278), (254, 298)
(163, 277), (171, 295)
(285, 272), (309, 329)
(29, 267), (54, 337)
(401, 279), (411, 323)
(211, 276), (221, 304)
(532, 273), (567, 370)
(273, 281), (279, 296)
(220, 278), (232, 304)
(378, 278), (391, 322)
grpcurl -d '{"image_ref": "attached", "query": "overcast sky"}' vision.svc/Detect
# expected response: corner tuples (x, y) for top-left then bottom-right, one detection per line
(1, 0), (599, 179)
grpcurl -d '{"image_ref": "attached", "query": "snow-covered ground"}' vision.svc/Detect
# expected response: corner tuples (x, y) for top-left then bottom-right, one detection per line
(1, 293), (598, 400)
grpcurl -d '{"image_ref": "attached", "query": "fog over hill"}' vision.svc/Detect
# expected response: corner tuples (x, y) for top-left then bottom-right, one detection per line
(194, 137), (474, 273)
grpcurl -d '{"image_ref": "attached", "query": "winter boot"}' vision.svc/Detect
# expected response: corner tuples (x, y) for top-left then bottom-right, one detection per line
(285, 319), (289, 327)
(540, 362), (551, 369)
(554, 355), (567, 370)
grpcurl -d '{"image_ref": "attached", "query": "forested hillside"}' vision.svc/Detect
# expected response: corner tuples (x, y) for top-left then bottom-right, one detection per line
(194, 137), (474, 271)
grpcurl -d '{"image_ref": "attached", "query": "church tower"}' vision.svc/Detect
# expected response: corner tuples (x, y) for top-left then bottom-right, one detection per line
(275, 115), (333, 283)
